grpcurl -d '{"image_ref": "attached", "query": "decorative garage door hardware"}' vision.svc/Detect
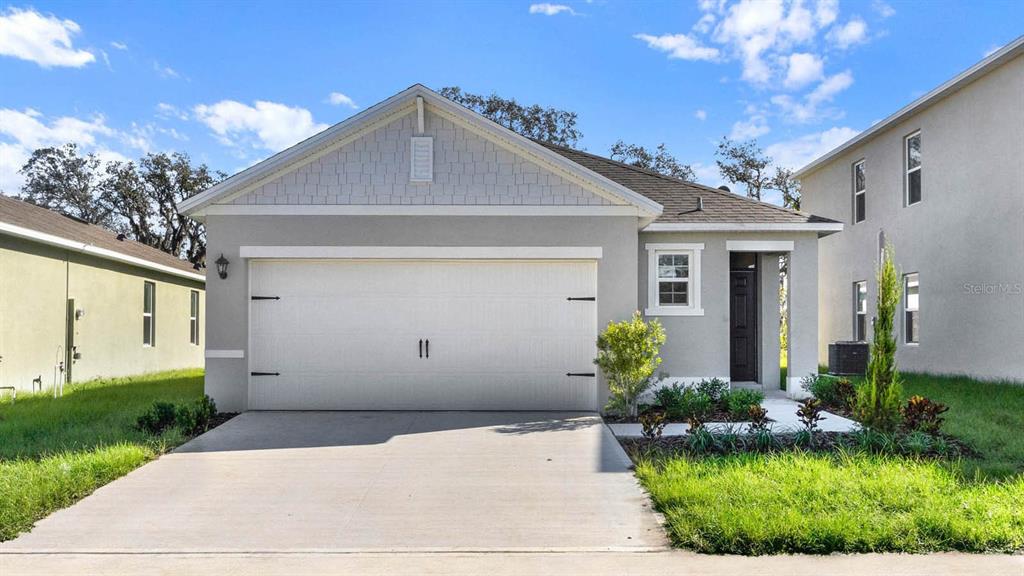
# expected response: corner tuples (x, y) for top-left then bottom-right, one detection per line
(566, 296), (596, 301)
(250, 371), (280, 376)
(566, 372), (596, 377)
(251, 296), (280, 300)
(419, 339), (430, 358)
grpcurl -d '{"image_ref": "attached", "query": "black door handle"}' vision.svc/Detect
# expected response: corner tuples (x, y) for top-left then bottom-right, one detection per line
(425, 339), (429, 358)
(419, 339), (423, 358)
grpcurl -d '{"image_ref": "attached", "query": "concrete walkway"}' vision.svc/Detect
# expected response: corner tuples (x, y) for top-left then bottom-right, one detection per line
(1, 411), (666, 553)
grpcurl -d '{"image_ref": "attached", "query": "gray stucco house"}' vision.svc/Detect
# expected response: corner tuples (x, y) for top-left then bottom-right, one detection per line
(180, 84), (841, 412)
(798, 36), (1023, 383)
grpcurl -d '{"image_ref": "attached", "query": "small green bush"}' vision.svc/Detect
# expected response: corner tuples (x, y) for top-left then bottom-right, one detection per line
(175, 395), (218, 436)
(856, 243), (904, 430)
(695, 378), (729, 402)
(595, 312), (666, 418)
(802, 373), (856, 409)
(135, 401), (177, 435)
(653, 384), (686, 418)
(901, 395), (949, 435)
(653, 385), (713, 422)
(723, 389), (764, 420)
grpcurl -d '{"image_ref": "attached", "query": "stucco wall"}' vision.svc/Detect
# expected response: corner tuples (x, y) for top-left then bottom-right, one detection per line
(203, 214), (638, 412)
(0, 235), (206, 391)
(230, 107), (613, 207)
(801, 53), (1024, 382)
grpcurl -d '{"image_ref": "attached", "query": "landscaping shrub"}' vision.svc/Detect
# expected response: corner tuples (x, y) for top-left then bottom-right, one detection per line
(595, 312), (666, 418)
(802, 373), (856, 410)
(723, 389), (764, 420)
(901, 395), (949, 435)
(639, 409), (667, 439)
(653, 384), (686, 418)
(856, 243), (904, 431)
(135, 401), (177, 435)
(797, 398), (823, 433)
(747, 405), (770, 433)
(695, 378), (729, 403)
(679, 390), (714, 422)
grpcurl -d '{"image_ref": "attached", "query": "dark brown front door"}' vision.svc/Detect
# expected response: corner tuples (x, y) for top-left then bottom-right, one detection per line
(730, 269), (758, 382)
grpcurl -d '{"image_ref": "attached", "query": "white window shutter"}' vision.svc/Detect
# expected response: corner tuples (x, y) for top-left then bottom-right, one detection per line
(410, 136), (433, 182)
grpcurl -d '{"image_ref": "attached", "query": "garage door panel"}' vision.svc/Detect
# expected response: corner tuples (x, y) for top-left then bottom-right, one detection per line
(249, 259), (597, 410)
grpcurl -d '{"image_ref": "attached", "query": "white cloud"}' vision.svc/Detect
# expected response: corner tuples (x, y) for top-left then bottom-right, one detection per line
(690, 162), (722, 186)
(814, 0), (838, 27)
(327, 92), (359, 109)
(729, 114), (771, 140)
(528, 3), (575, 16)
(0, 7), (94, 68)
(765, 125), (860, 170)
(983, 44), (1003, 58)
(153, 61), (182, 79)
(193, 100), (329, 151)
(695, 109), (708, 121)
(827, 18), (868, 49)
(156, 102), (189, 121)
(634, 33), (719, 61)
(772, 69), (853, 122)
(783, 52), (824, 89)
(693, 13), (717, 34)
(871, 0), (895, 18)
(110, 41), (128, 50)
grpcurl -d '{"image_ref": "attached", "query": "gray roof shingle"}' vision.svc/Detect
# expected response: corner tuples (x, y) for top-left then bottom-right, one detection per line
(537, 141), (839, 225)
(0, 195), (203, 276)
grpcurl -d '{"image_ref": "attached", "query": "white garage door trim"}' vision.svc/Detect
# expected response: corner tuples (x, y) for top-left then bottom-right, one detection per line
(240, 245), (603, 260)
(245, 249), (601, 411)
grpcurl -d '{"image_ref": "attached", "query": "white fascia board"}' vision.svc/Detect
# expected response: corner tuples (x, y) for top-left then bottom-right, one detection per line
(726, 240), (794, 252)
(643, 222), (844, 233)
(182, 84), (664, 219)
(202, 204), (640, 217)
(239, 246), (603, 260)
(0, 222), (205, 283)
(795, 35), (1024, 178)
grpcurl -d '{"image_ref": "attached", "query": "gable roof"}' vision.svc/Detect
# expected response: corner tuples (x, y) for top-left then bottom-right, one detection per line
(796, 34), (1024, 178)
(0, 195), (205, 282)
(179, 84), (663, 218)
(537, 142), (841, 232)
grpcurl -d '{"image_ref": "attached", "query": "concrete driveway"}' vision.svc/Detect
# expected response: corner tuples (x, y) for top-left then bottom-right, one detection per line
(2, 411), (667, 553)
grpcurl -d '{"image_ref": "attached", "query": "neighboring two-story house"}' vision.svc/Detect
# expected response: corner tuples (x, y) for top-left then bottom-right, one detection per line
(798, 36), (1024, 383)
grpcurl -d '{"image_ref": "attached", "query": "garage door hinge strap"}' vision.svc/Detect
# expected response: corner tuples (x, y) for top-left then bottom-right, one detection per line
(566, 372), (596, 377)
(250, 371), (280, 376)
(566, 297), (596, 301)
(251, 296), (280, 301)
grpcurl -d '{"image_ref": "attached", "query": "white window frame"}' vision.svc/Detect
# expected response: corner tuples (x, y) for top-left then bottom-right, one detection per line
(644, 243), (704, 317)
(852, 159), (866, 223)
(904, 272), (919, 345)
(853, 281), (868, 341)
(189, 290), (200, 346)
(905, 131), (922, 206)
(143, 281), (156, 347)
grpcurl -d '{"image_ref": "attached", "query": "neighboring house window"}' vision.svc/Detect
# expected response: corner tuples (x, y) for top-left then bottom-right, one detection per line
(853, 281), (868, 341)
(189, 290), (200, 345)
(143, 281), (156, 347)
(904, 273), (919, 344)
(905, 131), (922, 205)
(644, 243), (704, 316)
(853, 160), (866, 223)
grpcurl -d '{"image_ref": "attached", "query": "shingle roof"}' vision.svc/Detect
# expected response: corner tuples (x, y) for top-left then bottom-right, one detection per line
(537, 141), (839, 225)
(0, 195), (203, 277)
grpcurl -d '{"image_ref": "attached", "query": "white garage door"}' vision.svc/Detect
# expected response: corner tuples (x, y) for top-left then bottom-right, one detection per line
(249, 259), (598, 410)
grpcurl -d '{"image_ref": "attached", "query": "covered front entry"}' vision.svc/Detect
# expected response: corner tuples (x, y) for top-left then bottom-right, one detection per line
(248, 257), (598, 410)
(729, 252), (759, 382)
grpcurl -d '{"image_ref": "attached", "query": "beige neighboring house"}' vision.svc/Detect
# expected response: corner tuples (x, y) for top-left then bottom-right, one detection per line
(798, 36), (1024, 382)
(0, 195), (205, 392)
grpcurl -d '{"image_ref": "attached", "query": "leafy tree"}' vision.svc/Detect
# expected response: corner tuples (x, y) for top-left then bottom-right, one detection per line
(856, 243), (904, 431)
(610, 140), (696, 181)
(594, 312), (666, 418)
(18, 144), (118, 227)
(715, 138), (802, 209)
(439, 86), (582, 147)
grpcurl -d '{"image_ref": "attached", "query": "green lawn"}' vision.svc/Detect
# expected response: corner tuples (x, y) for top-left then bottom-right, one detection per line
(636, 372), (1024, 554)
(0, 370), (204, 541)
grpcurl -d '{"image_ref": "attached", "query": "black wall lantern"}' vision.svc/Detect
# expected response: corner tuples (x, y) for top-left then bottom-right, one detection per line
(215, 254), (230, 279)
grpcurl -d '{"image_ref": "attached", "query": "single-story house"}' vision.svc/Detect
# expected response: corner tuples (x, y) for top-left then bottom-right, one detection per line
(180, 84), (841, 413)
(0, 195), (206, 392)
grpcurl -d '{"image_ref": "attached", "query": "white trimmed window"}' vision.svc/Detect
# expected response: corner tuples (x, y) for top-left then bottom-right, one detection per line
(143, 281), (156, 347)
(853, 281), (867, 341)
(189, 290), (200, 345)
(905, 131), (922, 205)
(853, 159), (866, 223)
(904, 273), (919, 344)
(645, 243), (703, 316)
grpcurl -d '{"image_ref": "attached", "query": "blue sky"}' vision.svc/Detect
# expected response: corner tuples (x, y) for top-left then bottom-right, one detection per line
(1, 0), (1020, 205)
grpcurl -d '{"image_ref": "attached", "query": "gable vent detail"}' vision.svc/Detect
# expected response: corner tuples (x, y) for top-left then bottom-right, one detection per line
(410, 136), (433, 183)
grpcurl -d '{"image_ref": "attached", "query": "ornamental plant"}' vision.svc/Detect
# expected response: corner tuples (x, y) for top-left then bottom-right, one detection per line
(595, 311), (666, 418)
(855, 243), (905, 431)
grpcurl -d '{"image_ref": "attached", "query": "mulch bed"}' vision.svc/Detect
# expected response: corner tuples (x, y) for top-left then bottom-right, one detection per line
(604, 407), (746, 424)
(206, 412), (239, 431)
